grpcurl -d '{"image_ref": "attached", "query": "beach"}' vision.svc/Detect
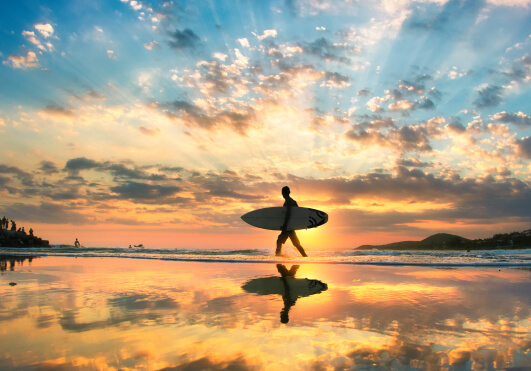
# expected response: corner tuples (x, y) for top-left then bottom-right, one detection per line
(1, 255), (530, 370)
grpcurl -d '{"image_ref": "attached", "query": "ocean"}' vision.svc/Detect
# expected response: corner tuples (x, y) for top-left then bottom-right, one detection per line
(1, 246), (531, 266)
(1, 250), (530, 370)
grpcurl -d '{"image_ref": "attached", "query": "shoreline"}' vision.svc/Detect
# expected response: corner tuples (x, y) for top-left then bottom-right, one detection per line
(1, 250), (530, 267)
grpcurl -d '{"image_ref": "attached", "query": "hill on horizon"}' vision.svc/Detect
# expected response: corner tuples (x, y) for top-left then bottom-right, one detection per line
(356, 233), (471, 250)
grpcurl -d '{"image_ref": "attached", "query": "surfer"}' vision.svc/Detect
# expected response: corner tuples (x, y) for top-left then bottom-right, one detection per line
(276, 186), (308, 257)
(74, 238), (81, 248)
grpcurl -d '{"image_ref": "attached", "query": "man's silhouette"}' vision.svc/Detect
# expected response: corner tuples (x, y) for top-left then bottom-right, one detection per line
(277, 264), (299, 323)
(241, 264), (328, 324)
(276, 186), (308, 257)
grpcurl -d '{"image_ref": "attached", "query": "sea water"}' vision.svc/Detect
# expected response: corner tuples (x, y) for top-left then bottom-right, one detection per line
(0, 255), (530, 370)
(1, 246), (530, 266)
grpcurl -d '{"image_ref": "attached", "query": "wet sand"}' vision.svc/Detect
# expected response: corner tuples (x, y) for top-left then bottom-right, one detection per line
(1, 256), (530, 370)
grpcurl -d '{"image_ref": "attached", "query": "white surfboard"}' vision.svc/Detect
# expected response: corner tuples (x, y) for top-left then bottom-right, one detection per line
(241, 207), (328, 231)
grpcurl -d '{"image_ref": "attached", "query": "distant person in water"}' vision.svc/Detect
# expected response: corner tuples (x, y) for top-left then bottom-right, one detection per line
(75, 238), (81, 248)
(276, 186), (308, 257)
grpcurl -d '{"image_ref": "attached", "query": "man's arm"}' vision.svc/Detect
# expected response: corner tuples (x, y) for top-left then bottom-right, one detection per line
(281, 204), (291, 231)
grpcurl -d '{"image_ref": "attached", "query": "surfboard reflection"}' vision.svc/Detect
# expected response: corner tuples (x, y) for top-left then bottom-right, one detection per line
(242, 264), (328, 324)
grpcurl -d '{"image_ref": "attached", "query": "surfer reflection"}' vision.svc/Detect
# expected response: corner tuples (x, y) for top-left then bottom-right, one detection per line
(242, 264), (328, 324)
(277, 186), (308, 257)
(278, 264), (299, 323)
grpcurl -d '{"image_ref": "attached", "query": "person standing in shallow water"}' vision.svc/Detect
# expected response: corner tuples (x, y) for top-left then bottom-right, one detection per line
(276, 186), (308, 257)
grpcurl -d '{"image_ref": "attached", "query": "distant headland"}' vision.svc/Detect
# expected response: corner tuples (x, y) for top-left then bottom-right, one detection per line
(0, 217), (49, 248)
(356, 230), (531, 250)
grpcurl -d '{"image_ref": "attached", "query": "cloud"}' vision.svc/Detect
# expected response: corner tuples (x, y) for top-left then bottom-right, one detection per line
(144, 41), (161, 50)
(389, 100), (414, 111)
(110, 181), (182, 201)
(351, 115), (396, 131)
(106, 164), (166, 181)
(285, 0), (332, 17)
(0, 202), (90, 224)
(253, 29), (277, 41)
(64, 157), (101, 173)
(39, 161), (60, 174)
(159, 166), (184, 173)
(0, 175), (10, 187)
(159, 100), (256, 135)
(301, 37), (351, 63)
(367, 96), (386, 112)
(2, 51), (39, 69)
(237, 38), (250, 48)
(213, 52), (228, 61)
(34, 23), (54, 38)
(85, 89), (106, 101)
(291, 167), (531, 218)
(375, 78), (437, 113)
(344, 129), (389, 147)
(366, 95), (434, 114)
(64, 158), (168, 181)
(167, 28), (201, 50)
(129, 0), (142, 11)
(448, 66), (467, 79)
(491, 111), (531, 128)
(345, 123), (432, 152)
(414, 97), (435, 110)
(139, 126), (160, 136)
(22, 31), (42, 48)
(398, 79), (428, 94)
(107, 50), (117, 60)
(41, 104), (76, 118)
(2, 154), (530, 232)
(516, 136), (531, 159)
(22, 24), (55, 52)
(158, 355), (254, 371)
(446, 121), (466, 134)
(321, 71), (351, 88)
(473, 85), (503, 108)
(487, 0), (531, 6)
(396, 158), (432, 167)
(392, 126), (432, 151)
(192, 174), (263, 201)
(0, 164), (34, 186)
(194, 61), (231, 93)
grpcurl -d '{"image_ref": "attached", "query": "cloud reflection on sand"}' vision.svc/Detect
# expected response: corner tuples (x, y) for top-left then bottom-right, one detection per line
(0, 256), (529, 370)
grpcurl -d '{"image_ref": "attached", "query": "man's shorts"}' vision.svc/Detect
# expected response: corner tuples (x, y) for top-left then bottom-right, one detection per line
(277, 230), (300, 245)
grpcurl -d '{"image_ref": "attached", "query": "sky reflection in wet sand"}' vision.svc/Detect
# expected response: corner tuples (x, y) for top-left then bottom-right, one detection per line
(0, 256), (530, 370)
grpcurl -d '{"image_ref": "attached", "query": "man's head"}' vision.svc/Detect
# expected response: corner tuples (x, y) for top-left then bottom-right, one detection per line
(281, 186), (290, 198)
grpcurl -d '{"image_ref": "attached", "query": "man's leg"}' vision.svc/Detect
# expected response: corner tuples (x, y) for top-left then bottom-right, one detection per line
(276, 231), (289, 256)
(289, 232), (308, 257)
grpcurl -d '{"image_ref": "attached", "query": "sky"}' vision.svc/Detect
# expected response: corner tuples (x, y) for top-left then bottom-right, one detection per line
(0, 0), (530, 250)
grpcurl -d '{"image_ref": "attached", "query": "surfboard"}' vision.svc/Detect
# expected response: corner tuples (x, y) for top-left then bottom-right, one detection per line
(242, 276), (328, 300)
(241, 207), (328, 231)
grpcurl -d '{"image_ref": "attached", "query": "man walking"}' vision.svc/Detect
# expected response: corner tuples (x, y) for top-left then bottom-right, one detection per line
(276, 186), (308, 257)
